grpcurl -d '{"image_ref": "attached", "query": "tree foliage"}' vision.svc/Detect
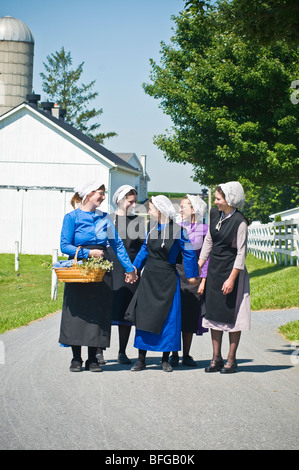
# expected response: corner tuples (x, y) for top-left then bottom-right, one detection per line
(40, 47), (117, 144)
(143, 1), (299, 189)
(218, 0), (299, 47)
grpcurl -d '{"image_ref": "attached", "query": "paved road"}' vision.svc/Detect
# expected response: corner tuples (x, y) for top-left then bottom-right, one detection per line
(0, 309), (298, 451)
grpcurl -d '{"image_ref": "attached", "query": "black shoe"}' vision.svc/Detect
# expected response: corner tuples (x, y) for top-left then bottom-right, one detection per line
(131, 361), (146, 371)
(220, 360), (237, 374)
(182, 355), (197, 367)
(70, 359), (83, 372)
(205, 359), (224, 372)
(85, 360), (102, 372)
(118, 353), (131, 364)
(161, 361), (173, 372)
(169, 355), (179, 367)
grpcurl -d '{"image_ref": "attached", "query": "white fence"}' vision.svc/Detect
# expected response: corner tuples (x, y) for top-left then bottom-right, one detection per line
(247, 218), (299, 266)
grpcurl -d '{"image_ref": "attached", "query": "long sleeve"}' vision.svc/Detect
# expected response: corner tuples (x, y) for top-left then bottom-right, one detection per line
(199, 228), (213, 261)
(60, 212), (90, 259)
(106, 216), (135, 273)
(173, 229), (199, 279)
(132, 240), (149, 271)
(233, 221), (248, 270)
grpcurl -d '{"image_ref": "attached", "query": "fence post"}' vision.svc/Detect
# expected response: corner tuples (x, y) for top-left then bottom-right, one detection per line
(15, 241), (19, 272)
(51, 249), (58, 300)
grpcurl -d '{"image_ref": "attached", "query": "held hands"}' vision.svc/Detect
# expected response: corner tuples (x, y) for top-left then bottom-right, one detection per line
(187, 277), (200, 285)
(125, 267), (138, 284)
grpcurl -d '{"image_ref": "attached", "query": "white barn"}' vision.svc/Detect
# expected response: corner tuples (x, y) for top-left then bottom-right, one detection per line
(0, 100), (149, 254)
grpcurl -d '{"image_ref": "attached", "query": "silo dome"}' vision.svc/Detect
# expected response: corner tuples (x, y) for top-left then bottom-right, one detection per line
(0, 16), (34, 43)
(0, 16), (35, 116)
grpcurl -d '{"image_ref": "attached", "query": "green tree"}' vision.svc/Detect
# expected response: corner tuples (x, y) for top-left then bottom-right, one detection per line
(40, 47), (117, 143)
(218, 0), (299, 47)
(143, 2), (299, 188)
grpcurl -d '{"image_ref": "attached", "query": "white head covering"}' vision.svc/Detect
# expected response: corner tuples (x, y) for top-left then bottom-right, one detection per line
(151, 195), (176, 219)
(219, 181), (245, 209)
(74, 181), (102, 203)
(112, 185), (135, 206)
(186, 194), (207, 220)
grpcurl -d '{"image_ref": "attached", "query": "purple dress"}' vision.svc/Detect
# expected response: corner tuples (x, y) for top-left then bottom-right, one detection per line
(176, 222), (209, 335)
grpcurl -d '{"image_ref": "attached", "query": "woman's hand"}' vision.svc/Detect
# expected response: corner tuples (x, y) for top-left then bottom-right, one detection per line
(89, 249), (104, 259)
(187, 277), (199, 285)
(222, 278), (235, 295)
(222, 268), (240, 295)
(125, 269), (138, 284)
(197, 278), (206, 296)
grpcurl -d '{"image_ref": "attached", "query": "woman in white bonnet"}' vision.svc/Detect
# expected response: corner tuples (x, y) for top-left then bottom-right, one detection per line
(105, 185), (145, 365)
(59, 181), (137, 372)
(170, 194), (209, 368)
(126, 195), (199, 372)
(198, 181), (250, 373)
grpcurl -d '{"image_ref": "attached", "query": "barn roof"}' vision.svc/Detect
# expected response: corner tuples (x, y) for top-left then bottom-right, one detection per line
(0, 102), (141, 174)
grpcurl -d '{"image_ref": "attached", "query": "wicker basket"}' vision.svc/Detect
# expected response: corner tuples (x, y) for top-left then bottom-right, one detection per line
(54, 246), (106, 283)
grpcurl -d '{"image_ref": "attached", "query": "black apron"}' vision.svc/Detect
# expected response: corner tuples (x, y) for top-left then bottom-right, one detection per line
(202, 208), (247, 325)
(125, 221), (179, 335)
(107, 214), (144, 322)
(59, 245), (113, 348)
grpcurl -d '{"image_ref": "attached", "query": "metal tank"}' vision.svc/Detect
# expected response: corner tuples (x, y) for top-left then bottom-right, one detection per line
(0, 16), (34, 115)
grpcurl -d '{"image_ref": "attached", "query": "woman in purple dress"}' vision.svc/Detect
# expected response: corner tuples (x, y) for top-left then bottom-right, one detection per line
(170, 195), (209, 368)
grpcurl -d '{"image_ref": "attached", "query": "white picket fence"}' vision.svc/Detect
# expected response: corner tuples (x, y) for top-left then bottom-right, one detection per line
(247, 218), (299, 266)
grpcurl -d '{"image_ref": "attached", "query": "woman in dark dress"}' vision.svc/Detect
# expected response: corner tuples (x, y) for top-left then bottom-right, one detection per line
(198, 181), (251, 374)
(59, 181), (137, 372)
(170, 194), (209, 368)
(105, 185), (145, 364)
(126, 195), (199, 372)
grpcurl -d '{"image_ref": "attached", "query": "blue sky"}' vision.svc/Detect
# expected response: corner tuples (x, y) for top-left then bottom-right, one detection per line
(1, 0), (204, 193)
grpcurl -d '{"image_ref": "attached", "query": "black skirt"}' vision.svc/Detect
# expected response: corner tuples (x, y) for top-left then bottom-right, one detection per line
(176, 263), (202, 333)
(58, 246), (113, 348)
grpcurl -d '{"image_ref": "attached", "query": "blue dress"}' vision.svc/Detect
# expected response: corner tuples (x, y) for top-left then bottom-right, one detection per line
(60, 208), (134, 272)
(129, 221), (199, 352)
(59, 208), (134, 348)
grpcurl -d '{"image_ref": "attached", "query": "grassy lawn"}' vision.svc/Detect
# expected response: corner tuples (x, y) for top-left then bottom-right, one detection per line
(0, 253), (298, 340)
(0, 253), (64, 334)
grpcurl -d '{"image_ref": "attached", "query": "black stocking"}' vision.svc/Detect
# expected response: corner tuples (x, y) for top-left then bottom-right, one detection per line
(88, 347), (97, 362)
(162, 351), (170, 363)
(71, 345), (82, 362)
(138, 349), (147, 363)
(118, 324), (131, 354)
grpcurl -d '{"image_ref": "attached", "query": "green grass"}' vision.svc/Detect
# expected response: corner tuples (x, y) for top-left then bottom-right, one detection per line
(0, 253), (298, 338)
(0, 254), (64, 334)
(278, 320), (299, 344)
(246, 254), (299, 311)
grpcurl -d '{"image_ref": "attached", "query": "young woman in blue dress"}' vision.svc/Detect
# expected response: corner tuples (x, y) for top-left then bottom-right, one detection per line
(126, 195), (199, 372)
(59, 181), (137, 372)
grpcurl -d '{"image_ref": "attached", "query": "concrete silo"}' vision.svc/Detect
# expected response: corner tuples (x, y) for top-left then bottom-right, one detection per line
(0, 16), (34, 116)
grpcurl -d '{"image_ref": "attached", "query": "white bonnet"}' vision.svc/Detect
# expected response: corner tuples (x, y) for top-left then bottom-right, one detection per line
(186, 194), (207, 220)
(219, 181), (245, 209)
(112, 185), (135, 206)
(151, 195), (176, 218)
(74, 181), (103, 203)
